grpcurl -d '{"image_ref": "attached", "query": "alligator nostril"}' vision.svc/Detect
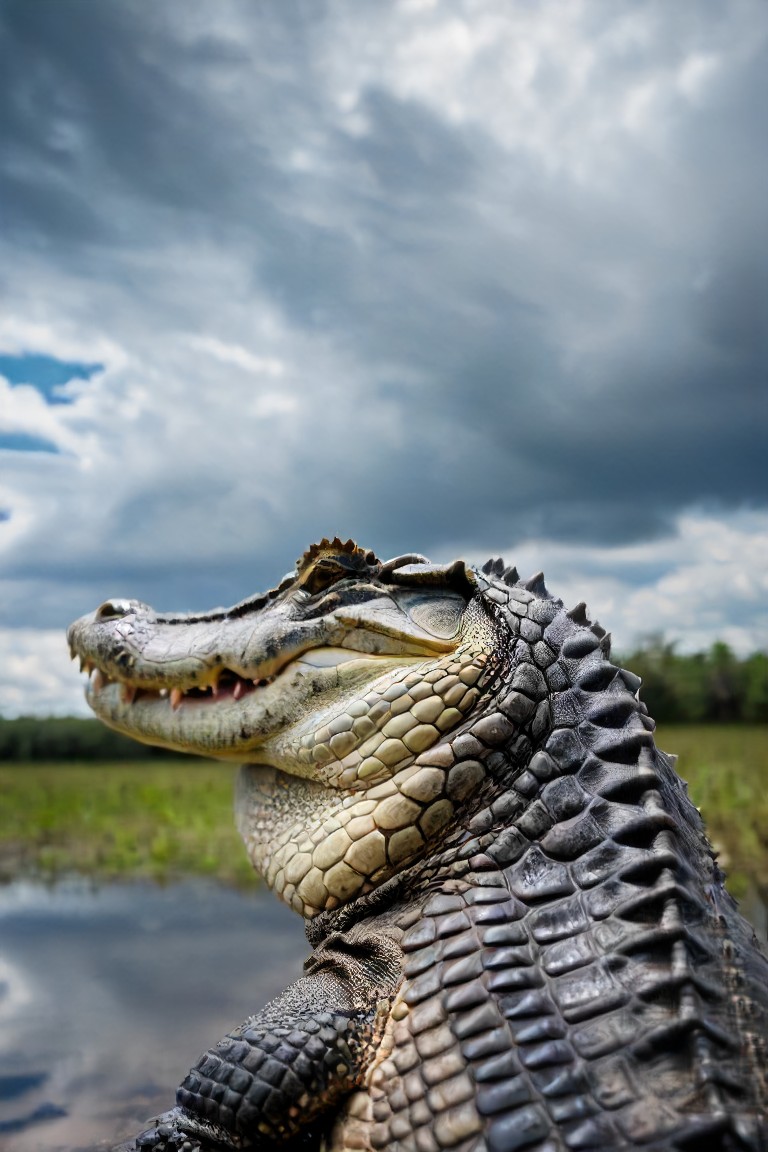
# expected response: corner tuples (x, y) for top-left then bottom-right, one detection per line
(95, 599), (132, 622)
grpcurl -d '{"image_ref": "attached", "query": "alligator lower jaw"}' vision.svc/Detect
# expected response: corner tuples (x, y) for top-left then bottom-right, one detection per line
(80, 648), (426, 762)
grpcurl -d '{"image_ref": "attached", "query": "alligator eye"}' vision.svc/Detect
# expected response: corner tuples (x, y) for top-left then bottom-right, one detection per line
(300, 559), (348, 597)
(407, 596), (464, 639)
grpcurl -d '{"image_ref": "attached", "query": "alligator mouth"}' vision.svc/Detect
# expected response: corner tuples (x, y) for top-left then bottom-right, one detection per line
(82, 663), (278, 711)
(75, 644), (395, 716)
(73, 640), (433, 763)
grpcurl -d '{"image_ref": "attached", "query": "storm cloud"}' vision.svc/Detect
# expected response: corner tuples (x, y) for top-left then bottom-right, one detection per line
(1, 0), (766, 713)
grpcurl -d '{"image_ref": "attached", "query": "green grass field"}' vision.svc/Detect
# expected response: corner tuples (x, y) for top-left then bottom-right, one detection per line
(0, 759), (256, 886)
(653, 725), (768, 898)
(1, 726), (766, 894)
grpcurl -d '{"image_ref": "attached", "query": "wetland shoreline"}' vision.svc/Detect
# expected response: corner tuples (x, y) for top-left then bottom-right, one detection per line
(1, 726), (766, 897)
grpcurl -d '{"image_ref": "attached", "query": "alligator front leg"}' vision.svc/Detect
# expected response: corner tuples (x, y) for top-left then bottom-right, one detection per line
(113, 930), (402, 1152)
(174, 989), (390, 1148)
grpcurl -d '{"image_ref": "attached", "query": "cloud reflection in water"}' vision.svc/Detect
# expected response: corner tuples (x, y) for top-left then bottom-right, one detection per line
(0, 880), (305, 1151)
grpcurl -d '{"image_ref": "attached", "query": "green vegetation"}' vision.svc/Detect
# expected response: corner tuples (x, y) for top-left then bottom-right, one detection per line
(0, 727), (766, 898)
(0, 759), (256, 887)
(655, 725), (768, 899)
(0, 714), (187, 761)
(622, 640), (768, 723)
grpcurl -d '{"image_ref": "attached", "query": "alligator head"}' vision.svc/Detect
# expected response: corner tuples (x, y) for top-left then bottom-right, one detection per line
(67, 538), (505, 917)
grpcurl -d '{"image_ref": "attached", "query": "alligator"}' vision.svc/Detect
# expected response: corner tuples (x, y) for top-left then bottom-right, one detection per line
(67, 537), (768, 1152)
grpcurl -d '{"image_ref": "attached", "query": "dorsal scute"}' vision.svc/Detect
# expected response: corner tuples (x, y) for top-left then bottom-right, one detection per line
(297, 538), (380, 576)
(562, 597), (612, 656)
(567, 600), (590, 625)
(481, 556), (507, 578)
(524, 571), (549, 597)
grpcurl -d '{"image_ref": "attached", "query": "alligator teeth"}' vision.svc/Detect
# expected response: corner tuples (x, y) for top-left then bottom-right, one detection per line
(81, 669), (275, 707)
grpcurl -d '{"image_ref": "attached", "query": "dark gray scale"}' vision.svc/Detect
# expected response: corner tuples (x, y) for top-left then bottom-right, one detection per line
(384, 870), (615, 1152)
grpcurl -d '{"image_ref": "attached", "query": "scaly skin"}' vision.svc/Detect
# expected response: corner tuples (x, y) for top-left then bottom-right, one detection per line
(68, 539), (768, 1152)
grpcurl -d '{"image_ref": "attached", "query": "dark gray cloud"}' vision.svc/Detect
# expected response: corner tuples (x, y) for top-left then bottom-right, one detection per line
(0, 0), (767, 710)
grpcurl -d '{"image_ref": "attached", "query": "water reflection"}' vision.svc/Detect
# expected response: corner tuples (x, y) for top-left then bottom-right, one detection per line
(2, 876), (764, 1152)
(0, 880), (305, 1152)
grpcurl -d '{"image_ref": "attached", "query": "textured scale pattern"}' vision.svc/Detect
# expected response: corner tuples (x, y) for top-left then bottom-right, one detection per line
(236, 642), (490, 916)
(76, 542), (767, 1152)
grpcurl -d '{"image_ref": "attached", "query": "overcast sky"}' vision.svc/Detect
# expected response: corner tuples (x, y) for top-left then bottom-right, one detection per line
(1, 0), (767, 717)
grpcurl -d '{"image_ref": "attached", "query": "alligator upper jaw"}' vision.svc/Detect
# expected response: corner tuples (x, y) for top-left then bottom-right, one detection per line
(65, 607), (326, 701)
(66, 597), (462, 760)
(66, 589), (462, 698)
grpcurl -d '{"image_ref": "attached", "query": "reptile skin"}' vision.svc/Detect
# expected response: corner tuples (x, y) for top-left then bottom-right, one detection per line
(67, 539), (768, 1152)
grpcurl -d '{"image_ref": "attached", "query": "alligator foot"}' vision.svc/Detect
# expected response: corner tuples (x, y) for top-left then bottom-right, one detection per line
(110, 1106), (325, 1152)
(110, 1107), (238, 1152)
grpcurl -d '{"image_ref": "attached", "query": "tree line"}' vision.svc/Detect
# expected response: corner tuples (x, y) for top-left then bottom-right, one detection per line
(0, 640), (766, 762)
(621, 638), (768, 724)
(0, 715), (187, 762)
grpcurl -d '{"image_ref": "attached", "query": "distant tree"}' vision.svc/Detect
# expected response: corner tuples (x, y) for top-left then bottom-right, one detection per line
(620, 635), (680, 723)
(619, 638), (767, 724)
(743, 653), (768, 723)
(704, 642), (743, 722)
(672, 650), (709, 723)
(0, 716), (186, 762)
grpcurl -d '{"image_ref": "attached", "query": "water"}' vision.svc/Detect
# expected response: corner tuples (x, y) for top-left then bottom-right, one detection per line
(0, 880), (305, 1152)
(2, 877), (765, 1152)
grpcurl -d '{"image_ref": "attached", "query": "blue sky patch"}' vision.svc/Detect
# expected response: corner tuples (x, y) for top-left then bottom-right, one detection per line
(0, 353), (101, 405)
(0, 431), (60, 453)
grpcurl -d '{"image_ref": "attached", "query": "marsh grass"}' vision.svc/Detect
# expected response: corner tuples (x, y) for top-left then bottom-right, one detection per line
(0, 726), (766, 892)
(0, 759), (256, 886)
(656, 725), (768, 898)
